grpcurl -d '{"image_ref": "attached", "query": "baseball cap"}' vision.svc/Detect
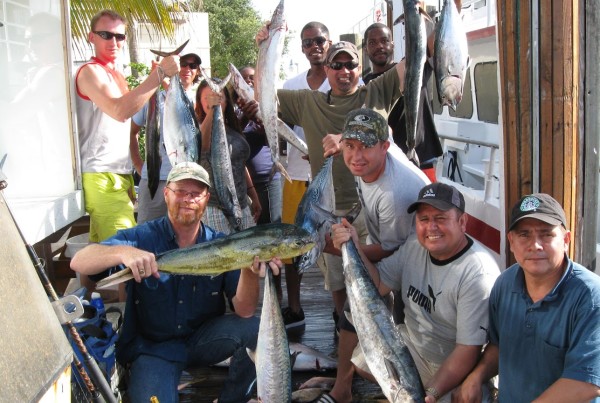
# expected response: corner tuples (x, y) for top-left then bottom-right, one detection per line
(407, 183), (465, 213)
(181, 53), (201, 65)
(341, 108), (389, 147)
(326, 41), (359, 64)
(508, 193), (567, 231)
(167, 162), (211, 188)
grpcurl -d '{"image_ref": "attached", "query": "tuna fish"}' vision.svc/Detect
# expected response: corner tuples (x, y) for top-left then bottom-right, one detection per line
(255, 0), (292, 182)
(151, 40), (201, 167)
(341, 237), (425, 402)
(228, 62), (309, 156)
(293, 157), (336, 274)
(434, 0), (469, 110)
(95, 223), (315, 289)
(250, 267), (293, 402)
(401, 0), (429, 165)
(145, 90), (161, 199)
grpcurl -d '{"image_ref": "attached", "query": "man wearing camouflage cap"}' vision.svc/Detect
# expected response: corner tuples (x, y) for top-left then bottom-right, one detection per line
(301, 108), (430, 400)
(71, 161), (280, 403)
(455, 193), (600, 402)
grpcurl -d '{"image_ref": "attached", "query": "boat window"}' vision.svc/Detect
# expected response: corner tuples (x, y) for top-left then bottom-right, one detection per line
(474, 61), (499, 124)
(432, 69), (474, 119)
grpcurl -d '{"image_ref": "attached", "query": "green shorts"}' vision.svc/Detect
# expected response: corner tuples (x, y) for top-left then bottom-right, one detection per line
(82, 172), (136, 242)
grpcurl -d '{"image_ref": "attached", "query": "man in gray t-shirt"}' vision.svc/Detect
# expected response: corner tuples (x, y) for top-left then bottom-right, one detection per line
(321, 183), (499, 403)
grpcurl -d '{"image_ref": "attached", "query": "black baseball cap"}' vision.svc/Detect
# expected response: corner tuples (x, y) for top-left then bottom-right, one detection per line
(407, 183), (465, 214)
(508, 193), (567, 231)
(181, 53), (201, 65)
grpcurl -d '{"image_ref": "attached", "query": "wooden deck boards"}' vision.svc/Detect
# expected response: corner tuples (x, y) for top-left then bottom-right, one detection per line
(178, 269), (385, 403)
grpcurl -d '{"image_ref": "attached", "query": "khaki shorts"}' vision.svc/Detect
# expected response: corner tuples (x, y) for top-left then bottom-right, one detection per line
(136, 179), (167, 224)
(281, 180), (308, 264)
(83, 172), (136, 242)
(319, 208), (367, 292)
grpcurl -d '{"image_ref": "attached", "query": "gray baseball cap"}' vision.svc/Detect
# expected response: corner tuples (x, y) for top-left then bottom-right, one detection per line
(167, 162), (211, 188)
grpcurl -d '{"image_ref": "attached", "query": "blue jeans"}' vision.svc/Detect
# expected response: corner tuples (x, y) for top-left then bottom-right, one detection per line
(127, 315), (259, 403)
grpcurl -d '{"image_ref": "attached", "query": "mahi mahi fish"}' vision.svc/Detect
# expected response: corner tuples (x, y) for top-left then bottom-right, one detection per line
(402, 0), (429, 165)
(255, 0), (292, 182)
(249, 267), (293, 402)
(341, 237), (424, 402)
(434, 0), (469, 110)
(228, 62), (309, 156)
(96, 223), (315, 289)
(153, 40), (201, 167)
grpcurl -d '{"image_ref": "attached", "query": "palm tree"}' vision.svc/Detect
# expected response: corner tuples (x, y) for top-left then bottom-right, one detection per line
(70, 0), (180, 64)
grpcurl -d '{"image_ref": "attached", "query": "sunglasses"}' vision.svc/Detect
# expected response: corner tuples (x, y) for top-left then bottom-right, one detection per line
(302, 36), (328, 49)
(180, 61), (199, 69)
(93, 31), (126, 41)
(328, 60), (359, 71)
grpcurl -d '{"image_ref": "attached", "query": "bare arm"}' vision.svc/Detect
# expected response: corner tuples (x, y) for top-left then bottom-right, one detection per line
(424, 344), (483, 402)
(533, 379), (600, 403)
(70, 243), (159, 282)
(452, 343), (499, 403)
(232, 257), (282, 317)
(77, 56), (179, 122)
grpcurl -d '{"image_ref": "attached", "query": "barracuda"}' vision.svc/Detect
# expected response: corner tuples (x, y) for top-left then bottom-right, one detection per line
(96, 223), (315, 289)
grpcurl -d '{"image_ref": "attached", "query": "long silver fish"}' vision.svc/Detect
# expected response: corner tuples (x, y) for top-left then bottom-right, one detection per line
(152, 40), (201, 166)
(341, 237), (424, 402)
(145, 88), (161, 199)
(228, 63), (309, 156)
(96, 223), (315, 289)
(250, 267), (293, 402)
(293, 157), (335, 274)
(255, 0), (292, 182)
(402, 0), (429, 165)
(434, 0), (469, 110)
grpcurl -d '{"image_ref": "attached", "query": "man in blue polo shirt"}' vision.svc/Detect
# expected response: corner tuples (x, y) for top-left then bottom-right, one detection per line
(71, 162), (279, 403)
(454, 193), (600, 402)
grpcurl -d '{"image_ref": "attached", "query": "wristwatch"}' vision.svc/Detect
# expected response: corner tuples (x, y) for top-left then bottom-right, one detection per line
(425, 386), (440, 400)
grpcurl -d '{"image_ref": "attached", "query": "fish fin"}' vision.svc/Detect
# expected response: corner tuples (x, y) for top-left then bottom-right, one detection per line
(246, 347), (256, 363)
(150, 39), (190, 57)
(96, 267), (134, 289)
(420, 7), (435, 24)
(406, 148), (420, 167)
(290, 350), (301, 370)
(393, 13), (405, 25)
(274, 160), (292, 183)
(277, 119), (309, 155)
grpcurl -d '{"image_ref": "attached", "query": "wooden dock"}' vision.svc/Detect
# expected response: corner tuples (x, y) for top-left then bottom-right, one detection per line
(178, 269), (385, 403)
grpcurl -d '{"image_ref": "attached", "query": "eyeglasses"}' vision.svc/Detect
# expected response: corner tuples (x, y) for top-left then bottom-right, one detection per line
(302, 36), (328, 49)
(166, 187), (207, 200)
(93, 31), (126, 42)
(328, 60), (359, 71)
(180, 61), (199, 69)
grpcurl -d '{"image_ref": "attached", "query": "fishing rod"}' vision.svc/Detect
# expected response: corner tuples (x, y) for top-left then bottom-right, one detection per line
(0, 172), (116, 403)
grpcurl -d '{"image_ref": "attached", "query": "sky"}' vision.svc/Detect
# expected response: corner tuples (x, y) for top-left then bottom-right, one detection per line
(250, 0), (386, 76)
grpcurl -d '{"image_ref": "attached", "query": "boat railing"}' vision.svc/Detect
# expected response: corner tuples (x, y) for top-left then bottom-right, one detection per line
(437, 134), (500, 204)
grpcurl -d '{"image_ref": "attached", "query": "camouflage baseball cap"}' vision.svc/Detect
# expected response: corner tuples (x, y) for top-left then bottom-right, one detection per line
(341, 108), (389, 147)
(326, 41), (359, 64)
(167, 162), (211, 188)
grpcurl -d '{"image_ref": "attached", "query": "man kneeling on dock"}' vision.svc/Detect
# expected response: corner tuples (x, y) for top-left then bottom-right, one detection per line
(71, 162), (279, 403)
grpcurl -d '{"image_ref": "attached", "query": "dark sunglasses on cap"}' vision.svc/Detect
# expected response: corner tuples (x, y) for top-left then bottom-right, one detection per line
(180, 61), (199, 69)
(302, 36), (328, 49)
(328, 60), (359, 70)
(93, 31), (126, 41)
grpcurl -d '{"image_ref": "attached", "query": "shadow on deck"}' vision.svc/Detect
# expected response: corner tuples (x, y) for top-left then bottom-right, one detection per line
(179, 269), (386, 403)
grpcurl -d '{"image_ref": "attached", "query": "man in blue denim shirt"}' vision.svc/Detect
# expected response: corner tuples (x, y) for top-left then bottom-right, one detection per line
(71, 162), (280, 403)
(454, 193), (600, 403)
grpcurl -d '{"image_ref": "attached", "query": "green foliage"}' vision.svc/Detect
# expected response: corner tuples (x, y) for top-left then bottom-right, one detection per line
(125, 62), (151, 89)
(202, 0), (263, 77)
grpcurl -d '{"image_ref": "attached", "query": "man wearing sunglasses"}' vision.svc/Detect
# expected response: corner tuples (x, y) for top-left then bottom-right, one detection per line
(131, 53), (201, 224)
(75, 9), (180, 267)
(257, 24), (406, 335)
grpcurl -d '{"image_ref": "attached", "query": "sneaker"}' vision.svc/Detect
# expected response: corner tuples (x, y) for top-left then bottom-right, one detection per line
(282, 307), (305, 329)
